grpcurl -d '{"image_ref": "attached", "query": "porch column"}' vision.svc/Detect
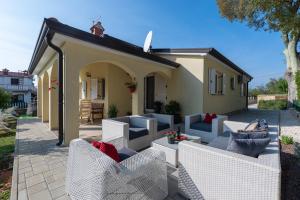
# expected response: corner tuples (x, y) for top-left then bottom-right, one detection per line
(37, 77), (42, 118)
(63, 60), (80, 145)
(42, 73), (49, 122)
(132, 76), (144, 115)
(49, 65), (59, 130)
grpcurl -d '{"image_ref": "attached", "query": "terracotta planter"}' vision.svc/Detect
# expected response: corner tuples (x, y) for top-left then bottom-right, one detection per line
(128, 86), (136, 93)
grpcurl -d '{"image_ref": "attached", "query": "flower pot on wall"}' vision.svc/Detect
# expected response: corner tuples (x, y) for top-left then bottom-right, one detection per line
(128, 86), (136, 93)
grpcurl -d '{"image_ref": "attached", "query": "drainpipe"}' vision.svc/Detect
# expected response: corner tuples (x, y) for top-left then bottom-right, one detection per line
(46, 35), (64, 146)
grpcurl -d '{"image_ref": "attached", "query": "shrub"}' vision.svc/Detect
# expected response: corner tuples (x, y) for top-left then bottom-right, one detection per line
(258, 100), (287, 110)
(0, 88), (11, 109)
(281, 135), (294, 145)
(165, 100), (181, 123)
(108, 104), (118, 118)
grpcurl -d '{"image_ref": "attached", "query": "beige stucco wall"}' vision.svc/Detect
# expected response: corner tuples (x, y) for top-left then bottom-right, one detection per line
(202, 57), (247, 114)
(160, 55), (205, 116)
(60, 40), (173, 144)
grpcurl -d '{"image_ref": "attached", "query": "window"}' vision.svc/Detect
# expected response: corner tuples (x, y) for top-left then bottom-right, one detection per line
(11, 78), (19, 85)
(230, 76), (236, 90)
(209, 68), (226, 95)
(97, 79), (105, 100)
(241, 83), (247, 96)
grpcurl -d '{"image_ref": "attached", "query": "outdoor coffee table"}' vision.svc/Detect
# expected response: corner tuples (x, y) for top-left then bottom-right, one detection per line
(151, 134), (201, 167)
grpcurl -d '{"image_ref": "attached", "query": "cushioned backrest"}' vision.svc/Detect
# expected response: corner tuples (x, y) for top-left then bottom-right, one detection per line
(115, 117), (129, 123)
(130, 117), (147, 128)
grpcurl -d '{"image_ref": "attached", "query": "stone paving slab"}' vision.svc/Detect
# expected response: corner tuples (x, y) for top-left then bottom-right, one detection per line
(11, 118), (186, 200)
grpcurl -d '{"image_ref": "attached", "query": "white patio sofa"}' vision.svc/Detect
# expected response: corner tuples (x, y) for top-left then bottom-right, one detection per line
(178, 120), (281, 200)
(66, 138), (168, 200)
(185, 113), (228, 143)
(141, 113), (174, 139)
(102, 116), (155, 151)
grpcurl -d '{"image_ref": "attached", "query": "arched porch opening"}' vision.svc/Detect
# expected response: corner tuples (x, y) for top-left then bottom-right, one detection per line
(41, 72), (49, 122)
(37, 77), (42, 117)
(79, 61), (134, 124)
(49, 63), (58, 130)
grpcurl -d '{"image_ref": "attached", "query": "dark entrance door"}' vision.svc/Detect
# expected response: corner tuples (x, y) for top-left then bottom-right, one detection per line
(146, 76), (155, 109)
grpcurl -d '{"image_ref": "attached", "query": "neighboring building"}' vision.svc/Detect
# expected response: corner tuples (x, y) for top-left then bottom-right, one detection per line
(28, 18), (252, 144)
(0, 69), (36, 105)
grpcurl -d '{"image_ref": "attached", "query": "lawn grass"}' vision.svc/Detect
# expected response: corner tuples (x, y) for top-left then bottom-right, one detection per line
(18, 115), (36, 120)
(0, 133), (16, 156)
(0, 132), (15, 200)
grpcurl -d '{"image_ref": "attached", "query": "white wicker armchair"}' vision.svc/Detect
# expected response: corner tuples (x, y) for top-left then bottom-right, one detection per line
(141, 113), (174, 139)
(102, 116), (155, 151)
(178, 120), (281, 200)
(185, 113), (228, 143)
(66, 138), (168, 200)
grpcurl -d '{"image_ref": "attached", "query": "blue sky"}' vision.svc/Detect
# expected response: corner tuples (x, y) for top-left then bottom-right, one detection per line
(0, 0), (286, 87)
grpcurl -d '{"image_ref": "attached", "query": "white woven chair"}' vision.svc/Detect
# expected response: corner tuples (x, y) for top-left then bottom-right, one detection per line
(178, 120), (281, 200)
(66, 138), (168, 200)
(141, 113), (174, 139)
(185, 113), (228, 143)
(102, 116), (155, 151)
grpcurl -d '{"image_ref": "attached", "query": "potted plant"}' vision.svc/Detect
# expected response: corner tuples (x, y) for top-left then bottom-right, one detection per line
(165, 100), (181, 124)
(165, 131), (176, 144)
(125, 81), (137, 93)
(153, 101), (163, 113)
(108, 104), (118, 118)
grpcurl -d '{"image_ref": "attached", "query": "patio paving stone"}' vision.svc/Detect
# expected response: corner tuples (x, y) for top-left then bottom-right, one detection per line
(11, 118), (187, 200)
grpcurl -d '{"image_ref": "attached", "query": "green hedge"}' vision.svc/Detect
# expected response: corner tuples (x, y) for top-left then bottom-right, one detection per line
(293, 100), (300, 111)
(258, 100), (287, 110)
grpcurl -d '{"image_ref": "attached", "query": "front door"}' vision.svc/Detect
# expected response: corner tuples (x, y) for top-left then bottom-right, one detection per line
(145, 76), (155, 109)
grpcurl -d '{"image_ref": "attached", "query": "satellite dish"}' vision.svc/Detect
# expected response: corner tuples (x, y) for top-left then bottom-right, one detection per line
(143, 31), (153, 52)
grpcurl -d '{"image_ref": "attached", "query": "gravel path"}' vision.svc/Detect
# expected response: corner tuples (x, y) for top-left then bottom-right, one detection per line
(280, 109), (300, 143)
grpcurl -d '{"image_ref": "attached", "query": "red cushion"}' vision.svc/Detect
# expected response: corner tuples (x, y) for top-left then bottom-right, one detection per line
(203, 113), (213, 124)
(91, 141), (120, 162)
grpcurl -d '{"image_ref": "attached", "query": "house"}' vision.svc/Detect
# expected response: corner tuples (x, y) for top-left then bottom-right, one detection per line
(0, 68), (36, 107)
(28, 18), (252, 144)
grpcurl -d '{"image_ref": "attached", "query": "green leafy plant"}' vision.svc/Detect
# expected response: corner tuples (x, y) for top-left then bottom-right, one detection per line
(0, 88), (11, 109)
(165, 100), (181, 123)
(295, 72), (300, 100)
(258, 100), (287, 110)
(281, 135), (294, 145)
(165, 101), (181, 115)
(108, 104), (118, 118)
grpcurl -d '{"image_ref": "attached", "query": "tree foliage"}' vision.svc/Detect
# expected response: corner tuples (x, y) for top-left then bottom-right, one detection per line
(249, 77), (288, 96)
(217, 0), (300, 35)
(0, 88), (11, 109)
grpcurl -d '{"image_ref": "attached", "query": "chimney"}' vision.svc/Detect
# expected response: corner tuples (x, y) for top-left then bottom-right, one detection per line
(90, 21), (105, 37)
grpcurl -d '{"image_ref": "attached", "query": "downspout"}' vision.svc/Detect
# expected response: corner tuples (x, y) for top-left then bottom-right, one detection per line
(46, 35), (64, 146)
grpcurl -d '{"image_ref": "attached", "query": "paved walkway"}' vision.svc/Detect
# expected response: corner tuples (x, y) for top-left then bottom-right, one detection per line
(11, 119), (184, 200)
(280, 109), (300, 143)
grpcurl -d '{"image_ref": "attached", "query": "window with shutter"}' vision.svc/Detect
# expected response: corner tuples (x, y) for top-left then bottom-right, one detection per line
(91, 78), (98, 99)
(209, 68), (216, 94)
(81, 80), (87, 99)
(222, 73), (226, 95)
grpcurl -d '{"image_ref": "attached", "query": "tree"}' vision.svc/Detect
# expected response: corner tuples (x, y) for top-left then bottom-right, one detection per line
(217, 0), (300, 103)
(249, 77), (288, 96)
(0, 88), (11, 109)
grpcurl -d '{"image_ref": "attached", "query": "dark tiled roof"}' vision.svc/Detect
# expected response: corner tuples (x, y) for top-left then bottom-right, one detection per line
(0, 71), (32, 78)
(152, 48), (252, 79)
(28, 18), (180, 73)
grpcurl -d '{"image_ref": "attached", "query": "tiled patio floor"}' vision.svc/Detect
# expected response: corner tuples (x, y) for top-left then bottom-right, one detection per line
(11, 109), (280, 200)
(11, 118), (185, 200)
